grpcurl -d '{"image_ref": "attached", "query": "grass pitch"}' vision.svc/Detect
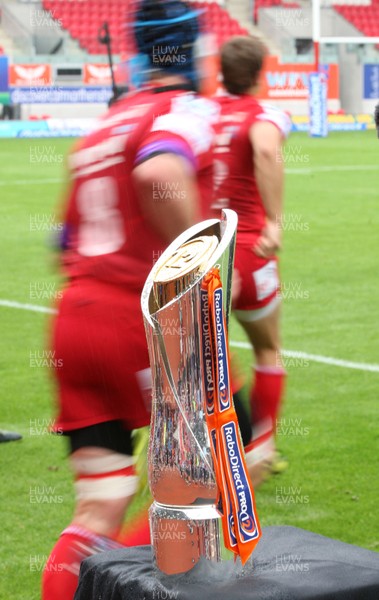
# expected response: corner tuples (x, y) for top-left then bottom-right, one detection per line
(0, 132), (378, 599)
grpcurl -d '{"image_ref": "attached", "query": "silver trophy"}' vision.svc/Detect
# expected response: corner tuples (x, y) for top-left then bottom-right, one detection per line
(141, 209), (237, 575)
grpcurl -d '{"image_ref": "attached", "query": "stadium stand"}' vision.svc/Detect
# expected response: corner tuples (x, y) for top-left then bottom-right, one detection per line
(253, 0), (300, 24)
(42, 0), (249, 55)
(334, 0), (379, 37)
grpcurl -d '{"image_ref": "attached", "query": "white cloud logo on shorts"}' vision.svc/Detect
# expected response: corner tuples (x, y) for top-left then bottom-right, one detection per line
(253, 260), (278, 301)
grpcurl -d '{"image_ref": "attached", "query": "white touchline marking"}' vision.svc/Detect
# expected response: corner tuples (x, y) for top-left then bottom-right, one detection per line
(0, 299), (57, 314)
(229, 341), (379, 373)
(0, 178), (62, 186)
(1, 299), (378, 373)
(286, 165), (378, 175)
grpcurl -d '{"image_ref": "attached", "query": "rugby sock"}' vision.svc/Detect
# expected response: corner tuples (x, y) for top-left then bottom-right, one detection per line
(42, 525), (123, 600)
(233, 389), (252, 447)
(42, 453), (140, 599)
(247, 366), (286, 453)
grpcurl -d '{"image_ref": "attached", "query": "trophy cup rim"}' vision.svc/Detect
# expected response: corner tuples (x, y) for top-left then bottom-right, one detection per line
(141, 209), (238, 325)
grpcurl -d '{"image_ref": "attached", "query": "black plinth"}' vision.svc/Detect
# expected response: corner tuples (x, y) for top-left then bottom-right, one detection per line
(75, 526), (379, 600)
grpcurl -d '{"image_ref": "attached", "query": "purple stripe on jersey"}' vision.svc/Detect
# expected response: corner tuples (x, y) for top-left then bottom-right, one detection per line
(134, 139), (196, 170)
(60, 223), (70, 251)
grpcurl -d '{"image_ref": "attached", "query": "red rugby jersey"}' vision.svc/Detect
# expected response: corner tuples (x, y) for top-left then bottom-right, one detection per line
(212, 93), (291, 243)
(61, 86), (218, 288)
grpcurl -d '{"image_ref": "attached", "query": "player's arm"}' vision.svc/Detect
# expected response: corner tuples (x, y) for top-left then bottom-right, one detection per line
(133, 99), (217, 242)
(249, 121), (285, 258)
(133, 152), (200, 243)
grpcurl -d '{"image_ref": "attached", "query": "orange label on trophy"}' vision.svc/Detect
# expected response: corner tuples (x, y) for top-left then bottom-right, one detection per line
(201, 268), (261, 564)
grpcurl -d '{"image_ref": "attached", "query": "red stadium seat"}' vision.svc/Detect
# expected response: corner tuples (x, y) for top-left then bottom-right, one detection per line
(42, 0), (261, 55)
(335, 1), (379, 37)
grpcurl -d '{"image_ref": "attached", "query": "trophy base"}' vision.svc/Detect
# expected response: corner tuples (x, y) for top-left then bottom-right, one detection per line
(149, 502), (222, 575)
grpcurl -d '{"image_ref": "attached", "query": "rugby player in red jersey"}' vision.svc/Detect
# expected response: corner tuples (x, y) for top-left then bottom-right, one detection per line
(211, 36), (291, 483)
(42, 2), (219, 598)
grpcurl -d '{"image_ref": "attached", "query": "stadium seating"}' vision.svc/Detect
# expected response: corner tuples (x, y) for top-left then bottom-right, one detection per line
(42, 0), (249, 56)
(334, 0), (379, 38)
(253, 0), (300, 24)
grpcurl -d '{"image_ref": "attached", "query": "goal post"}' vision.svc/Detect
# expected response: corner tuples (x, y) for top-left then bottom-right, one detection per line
(312, 0), (379, 70)
(309, 0), (379, 136)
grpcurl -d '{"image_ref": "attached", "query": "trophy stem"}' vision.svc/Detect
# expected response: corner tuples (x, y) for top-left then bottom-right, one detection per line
(152, 318), (215, 477)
